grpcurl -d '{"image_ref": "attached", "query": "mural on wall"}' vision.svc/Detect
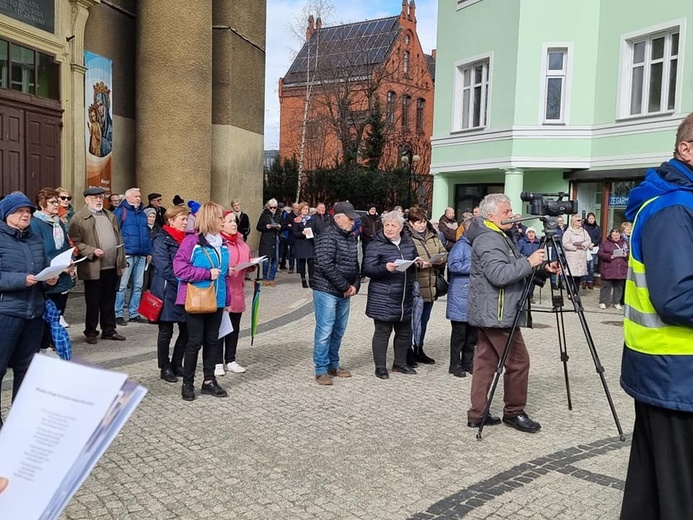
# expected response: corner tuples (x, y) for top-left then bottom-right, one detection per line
(84, 51), (113, 192)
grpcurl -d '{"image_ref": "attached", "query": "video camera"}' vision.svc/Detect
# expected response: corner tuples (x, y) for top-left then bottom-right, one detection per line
(521, 192), (578, 217)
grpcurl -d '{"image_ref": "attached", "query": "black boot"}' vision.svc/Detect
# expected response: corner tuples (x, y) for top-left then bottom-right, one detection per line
(415, 344), (435, 364)
(406, 346), (418, 368)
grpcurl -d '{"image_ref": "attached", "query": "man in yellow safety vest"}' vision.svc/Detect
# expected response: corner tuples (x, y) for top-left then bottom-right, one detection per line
(620, 112), (693, 519)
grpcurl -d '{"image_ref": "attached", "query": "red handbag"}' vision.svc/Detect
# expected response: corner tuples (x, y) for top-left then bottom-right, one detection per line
(137, 290), (164, 322)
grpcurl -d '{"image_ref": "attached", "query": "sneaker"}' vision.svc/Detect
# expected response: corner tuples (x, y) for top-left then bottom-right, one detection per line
(59, 316), (70, 328)
(214, 364), (225, 377)
(116, 317), (127, 326)
(226, 361), (247, 373)
(599, 303), (607, 309)
(614, 304), (622, 310)
(200, 380), (228, 397)
(327, 367), (351, 378)
(315, 374), (333, 385)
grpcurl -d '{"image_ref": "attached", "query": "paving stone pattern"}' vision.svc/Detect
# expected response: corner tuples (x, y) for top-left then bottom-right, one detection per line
(1, 275), (633, 519)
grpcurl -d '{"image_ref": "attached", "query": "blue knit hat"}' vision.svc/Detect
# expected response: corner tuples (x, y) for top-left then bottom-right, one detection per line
(0, 192), (34, 221)
(187, 199), (201, 214)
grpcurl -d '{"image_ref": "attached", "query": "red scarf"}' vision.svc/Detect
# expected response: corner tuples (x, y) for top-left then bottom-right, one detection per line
(221, 231), (239, 243)
(164, 225), (186, 244)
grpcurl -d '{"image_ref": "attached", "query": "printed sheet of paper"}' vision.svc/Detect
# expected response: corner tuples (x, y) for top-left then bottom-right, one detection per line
(234, 256), (267, 271)
(428, 253), (447, 263)
(394, 259), (415, 272)
(218, 311), (234, 339)
(34, 249), (73, 282)
(0, 355), (146, 520)
(303, 227), (314, 239)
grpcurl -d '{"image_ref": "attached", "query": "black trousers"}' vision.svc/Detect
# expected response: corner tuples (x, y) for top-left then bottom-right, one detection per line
(42, 292), (68, 349)
(157, 320), (188, 369)
(372, 319), (411, 369)
(621, 400), (693, 520)
(83, 268), (119, 337)
(450, 321), (476, 370)
(297, 258), (314, 281)
(183, 308), (223, 386)
(0, 316), (43, 416)
(222, 312), (243, 364)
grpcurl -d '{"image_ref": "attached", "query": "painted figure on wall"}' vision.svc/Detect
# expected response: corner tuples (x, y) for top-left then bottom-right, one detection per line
(87, 104), (102, 157)
(90, 82), (113, 158)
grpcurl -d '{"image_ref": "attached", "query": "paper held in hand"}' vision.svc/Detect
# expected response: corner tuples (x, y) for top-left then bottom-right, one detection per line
(34, 248), (74, 282)
(428, 253), (447, 263)
(612, 248), (627, 257)
(303, 227), (314, 239)
(394, 259), (416, 272)
(234, 256), (267, 271)
(0, 354), (147, 520)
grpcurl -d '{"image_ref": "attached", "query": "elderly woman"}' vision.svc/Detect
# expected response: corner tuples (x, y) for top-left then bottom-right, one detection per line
(256, 198), (283, 286)
(0, 192), (58, 426)
(597, 228), (629, 310)
(174, 202), (233, 401)
(407, 207), (447, 365)
(562, 215), (593, 293)
(56, 186), (75, 225)
(519, 227), (541, 303)
(446, 217), (476, 377)
(215, 210), (253, 376)
(362, 211), (420, 379)
(30, 188), (75, 350)
(292, 202), (315, 289)
(151, 204), (191, 383)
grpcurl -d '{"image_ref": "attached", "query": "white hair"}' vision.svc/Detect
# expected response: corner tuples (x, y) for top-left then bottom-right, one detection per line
(381, 210), (405, 228)
(265, 198), (277, 209)
(479, 194), (511, 218)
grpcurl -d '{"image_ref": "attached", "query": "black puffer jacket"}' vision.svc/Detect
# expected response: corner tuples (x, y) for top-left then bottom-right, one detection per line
(0, 220), (49, 320)
(362, 231), (417, 322)
(256, 209), (283, 258)
(311, 224), (360, 297)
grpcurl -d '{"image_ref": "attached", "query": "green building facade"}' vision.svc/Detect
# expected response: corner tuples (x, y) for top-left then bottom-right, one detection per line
(431, 0), (691, 232)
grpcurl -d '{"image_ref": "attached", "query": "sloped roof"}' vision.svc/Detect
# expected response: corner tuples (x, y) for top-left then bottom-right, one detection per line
(425, 54), (436, 83)
(283, 16), (402, 86)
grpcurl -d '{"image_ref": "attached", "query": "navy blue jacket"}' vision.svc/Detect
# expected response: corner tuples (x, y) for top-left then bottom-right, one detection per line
(30, 217), (73, 294)
(311, 224), (360, 297)
(151, 229), (185, 323)
(518, 237), (541, 258)
(114, 201), (152, 256)
(446, 235), (472, 322)
(0, 221), (49, 319)
(292, 216), (315, 259)
(362, 231), (417, 322)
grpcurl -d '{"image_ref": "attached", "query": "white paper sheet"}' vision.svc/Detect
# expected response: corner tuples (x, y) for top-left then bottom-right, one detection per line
(303, 227), (314, 239)
(234, 256), (267, 271)
(394, 259), (415, 272)
(218, 311), (234, 339)
(34, 249), (74, 281)
(428, 253), (447, 263)
(0, 355), (146, 520)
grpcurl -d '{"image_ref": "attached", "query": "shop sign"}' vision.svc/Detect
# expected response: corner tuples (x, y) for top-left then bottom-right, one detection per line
(0, 0), (54, 32)
(609, 195), (629, 207)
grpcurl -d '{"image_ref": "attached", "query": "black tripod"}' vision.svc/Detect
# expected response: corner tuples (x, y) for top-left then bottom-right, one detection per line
(475, 221), (626, 441)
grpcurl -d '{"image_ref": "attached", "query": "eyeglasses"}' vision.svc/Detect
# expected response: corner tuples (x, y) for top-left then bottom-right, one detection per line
(269, 206), (277, 209)
(60, 196), (72, 201)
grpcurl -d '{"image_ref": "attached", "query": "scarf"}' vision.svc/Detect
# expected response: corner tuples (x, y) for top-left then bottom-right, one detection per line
(205, 232), (223, 250)
(163, 225), (186, 244)
(34, 210), (64, 249)
(221, 231), (238, 243)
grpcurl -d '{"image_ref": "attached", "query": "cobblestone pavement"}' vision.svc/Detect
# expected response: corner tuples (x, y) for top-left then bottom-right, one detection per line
(1, 272), (633, 519)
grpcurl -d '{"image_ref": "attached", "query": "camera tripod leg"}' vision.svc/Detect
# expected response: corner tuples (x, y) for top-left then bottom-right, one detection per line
(553, 301), (573, 410)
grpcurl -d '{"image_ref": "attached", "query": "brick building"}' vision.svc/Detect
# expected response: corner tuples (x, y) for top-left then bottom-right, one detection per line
(278, 0), (435, 177)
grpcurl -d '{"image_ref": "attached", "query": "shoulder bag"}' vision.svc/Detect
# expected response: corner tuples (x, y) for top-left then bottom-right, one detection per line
(185, 246), (219, 314)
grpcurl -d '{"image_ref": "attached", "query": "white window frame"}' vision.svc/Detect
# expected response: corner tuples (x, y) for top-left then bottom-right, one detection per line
(453, 53), (492, 132)
(456, 0), (484, 10)
(617, 20), (685, 120)
(539, 44), (573, 125)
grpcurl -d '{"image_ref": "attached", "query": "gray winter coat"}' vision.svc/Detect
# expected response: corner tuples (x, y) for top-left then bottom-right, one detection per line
(467, 217), (534, 328)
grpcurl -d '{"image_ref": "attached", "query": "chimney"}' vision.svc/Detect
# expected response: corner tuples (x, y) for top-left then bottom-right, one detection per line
(316, 17), (322, 31)
(431, 49), (436, 60)
(306, 15), (315, 41)
(409, 0), (416, 22)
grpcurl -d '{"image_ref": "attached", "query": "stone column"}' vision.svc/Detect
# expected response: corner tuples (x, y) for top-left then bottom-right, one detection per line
(136, 1), (212, 201)
(211, 0), (266, 248)
(504, 168), (525, 214)
(431, 173), (450, 221)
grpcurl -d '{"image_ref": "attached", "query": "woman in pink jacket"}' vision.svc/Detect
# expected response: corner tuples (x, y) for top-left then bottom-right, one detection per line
(215, 211), (254, 376)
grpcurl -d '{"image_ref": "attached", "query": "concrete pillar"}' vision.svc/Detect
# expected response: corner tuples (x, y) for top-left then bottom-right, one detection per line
(211, 0), (266, 249)
(504, 168), (525, 215)
(136, 1), (212, 202)
(431, 173), (450, 221)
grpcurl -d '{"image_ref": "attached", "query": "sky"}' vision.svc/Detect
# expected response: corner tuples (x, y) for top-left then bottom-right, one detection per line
(263, 0), (439, 150)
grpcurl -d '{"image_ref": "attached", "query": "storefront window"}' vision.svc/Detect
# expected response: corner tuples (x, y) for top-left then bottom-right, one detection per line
(608, 181), (638, 231)
(10, 43), (35, 95)
(0, 40), (7, 89)
(575, 181), (602, 221)
(37, 52), (59, 100)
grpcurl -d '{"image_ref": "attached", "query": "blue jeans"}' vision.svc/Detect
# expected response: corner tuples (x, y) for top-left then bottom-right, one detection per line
(312, 290), (351, 375)
(587, 256), (596, 283)
(262, 257), (278, 281)
(413, 301), (434, 347)
(116, 255), (146, 319)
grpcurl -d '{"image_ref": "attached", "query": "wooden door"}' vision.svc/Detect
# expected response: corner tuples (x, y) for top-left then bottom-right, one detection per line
(25, 111), (61, 197)
(0, 104), (24, 195)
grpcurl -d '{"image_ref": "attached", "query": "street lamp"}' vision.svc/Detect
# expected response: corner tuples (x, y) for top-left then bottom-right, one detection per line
(401, 146), (421, 208)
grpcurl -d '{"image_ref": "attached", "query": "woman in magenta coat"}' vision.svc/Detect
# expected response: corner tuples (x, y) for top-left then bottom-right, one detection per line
(597, 228), (629, 309)
(215, 211), (254, 376)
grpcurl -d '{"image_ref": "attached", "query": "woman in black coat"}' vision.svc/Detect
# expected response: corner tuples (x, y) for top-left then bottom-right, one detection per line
(292, 202), (315, 288)
(151, 205), (191, 382)
(362, 211), (420, 379)
(256, 198), (283, 286)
